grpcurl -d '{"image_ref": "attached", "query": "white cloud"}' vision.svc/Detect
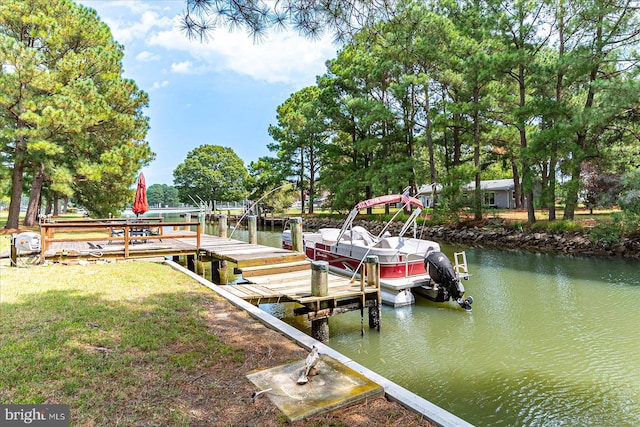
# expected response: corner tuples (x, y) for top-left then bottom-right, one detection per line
(136, 50), (161, 62)
(148, 17), (337, 88)
(151, 80), (169, 90)
(80, 1), (338, 88)
(106, 10), (174, 44)
(171, 61), (193, 74)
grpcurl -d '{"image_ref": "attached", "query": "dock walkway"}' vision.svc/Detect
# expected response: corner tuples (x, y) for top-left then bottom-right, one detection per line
(37, 229), (380, 328)
(185, 233), (380, 320)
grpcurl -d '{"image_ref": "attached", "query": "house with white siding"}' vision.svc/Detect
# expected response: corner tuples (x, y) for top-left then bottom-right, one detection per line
(419, 179), (517, 209)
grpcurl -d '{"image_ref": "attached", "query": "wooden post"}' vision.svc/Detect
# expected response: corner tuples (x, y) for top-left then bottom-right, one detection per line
(124, 225), (130, 258)
(219, 214), (227, 238)
(40, 226), (46, 264)
(281, 210), (286, 230)
(311, 260), (328, 297)
(366, 255), (381, 331)
(10, 234), (17, 267)
(198, 212), (205, 229)
(248, 215), (257, 244)
(290, 217), (303, 253)
(271, 210), (275, 231)
(211, 260), (220, 283)
(211, 260), (228, 285)
(187, 254), (195, 272)
(366, 255), (380, 288)
(310, 261), (329, 342)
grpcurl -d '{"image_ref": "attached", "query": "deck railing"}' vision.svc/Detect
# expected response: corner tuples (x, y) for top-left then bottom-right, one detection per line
(39, 219), (201, 261)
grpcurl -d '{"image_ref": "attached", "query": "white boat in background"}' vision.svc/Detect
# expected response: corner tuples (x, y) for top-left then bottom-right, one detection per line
(282, 194), (473, 310)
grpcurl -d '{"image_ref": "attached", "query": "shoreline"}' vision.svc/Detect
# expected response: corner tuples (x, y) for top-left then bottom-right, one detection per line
(298, 217), (640, 259)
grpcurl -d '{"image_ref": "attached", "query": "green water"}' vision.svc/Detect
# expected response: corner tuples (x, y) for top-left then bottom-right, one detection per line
(168, 214), (640, 426)
(269, 246), (640, 426)
(267, 247), (640, 426)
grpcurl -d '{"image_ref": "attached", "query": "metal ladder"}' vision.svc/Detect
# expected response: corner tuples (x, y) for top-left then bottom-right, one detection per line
(454, 251), (470, 280)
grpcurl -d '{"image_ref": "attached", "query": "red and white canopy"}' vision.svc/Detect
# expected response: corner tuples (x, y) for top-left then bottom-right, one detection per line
(354, 194), (424, 210)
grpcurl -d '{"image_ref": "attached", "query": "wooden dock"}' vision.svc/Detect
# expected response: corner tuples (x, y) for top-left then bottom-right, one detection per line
(187, 234), (380, 325)
(31, 224), (381, 340)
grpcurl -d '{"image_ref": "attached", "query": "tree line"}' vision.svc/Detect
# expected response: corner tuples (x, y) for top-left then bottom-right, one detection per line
(3, 0), (639, 230)
(252, 0), (640, 225)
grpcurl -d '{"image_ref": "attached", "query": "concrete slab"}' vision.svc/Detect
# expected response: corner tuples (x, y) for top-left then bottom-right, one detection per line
(246, 355), (384, 422)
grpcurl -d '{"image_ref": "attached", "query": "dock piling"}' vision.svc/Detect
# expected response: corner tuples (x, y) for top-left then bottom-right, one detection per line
(310, 261), (330, 342)
(183, 213), (190, 230)
(219, 214), (227, 238)
(366, 256), (381, 331)
(211, 259), (228, 285)
(248, 215), (257, 244)
(290, 217), (303, 253)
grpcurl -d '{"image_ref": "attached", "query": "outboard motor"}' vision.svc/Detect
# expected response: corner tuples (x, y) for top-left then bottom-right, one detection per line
(425, 251), (473, 311)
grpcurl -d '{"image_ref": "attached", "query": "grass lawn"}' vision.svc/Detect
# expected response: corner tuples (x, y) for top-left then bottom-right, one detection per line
(0, 261), (242, 425)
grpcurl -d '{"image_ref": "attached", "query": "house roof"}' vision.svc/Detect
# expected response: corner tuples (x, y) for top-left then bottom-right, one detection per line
(419, 179), (515, 195)
(464, 179), (515, 191)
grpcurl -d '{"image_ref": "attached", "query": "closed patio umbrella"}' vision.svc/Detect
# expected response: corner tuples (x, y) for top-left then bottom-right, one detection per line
(132, 172), (148, 217)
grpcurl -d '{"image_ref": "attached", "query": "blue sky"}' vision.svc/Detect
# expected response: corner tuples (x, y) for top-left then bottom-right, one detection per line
(76, 0), (339, 185)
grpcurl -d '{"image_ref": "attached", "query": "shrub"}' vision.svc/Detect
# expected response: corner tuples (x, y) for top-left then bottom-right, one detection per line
(506, 221), (525, 232)
(589, 221), (623, 243)
(544, 220), (584, 234)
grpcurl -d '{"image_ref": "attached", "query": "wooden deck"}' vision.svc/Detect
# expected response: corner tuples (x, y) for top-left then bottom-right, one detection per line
(221, 267), (380, 308)
(35, 225), (381, 328)
(193, 233), (307, 269)
(182, 233), (380, 315)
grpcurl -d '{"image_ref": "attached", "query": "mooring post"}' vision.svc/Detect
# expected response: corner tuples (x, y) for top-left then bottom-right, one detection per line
(10, 235), (17, 267)
(366, 255), (381, 331)
(290, 217), (303, 252)
(198, 211), (205, 230)
(218, 214), (227, 238)
(187, 254), (196, 272)
(211, 259), (228, 285)
(183, 213), (190, 231)
(248, 215), (257, 244)
(310, 260), (329, 342)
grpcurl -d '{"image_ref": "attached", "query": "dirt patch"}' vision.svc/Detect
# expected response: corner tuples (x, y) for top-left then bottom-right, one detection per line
(184, 296), (437, 426)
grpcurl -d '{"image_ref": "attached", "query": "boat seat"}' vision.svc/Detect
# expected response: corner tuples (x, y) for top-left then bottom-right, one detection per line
(319, 228), (340, 245)
(375, 238), (393, 249)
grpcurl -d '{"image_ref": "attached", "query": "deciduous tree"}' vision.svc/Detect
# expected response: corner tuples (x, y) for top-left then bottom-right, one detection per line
(173, 145), (248, 205)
